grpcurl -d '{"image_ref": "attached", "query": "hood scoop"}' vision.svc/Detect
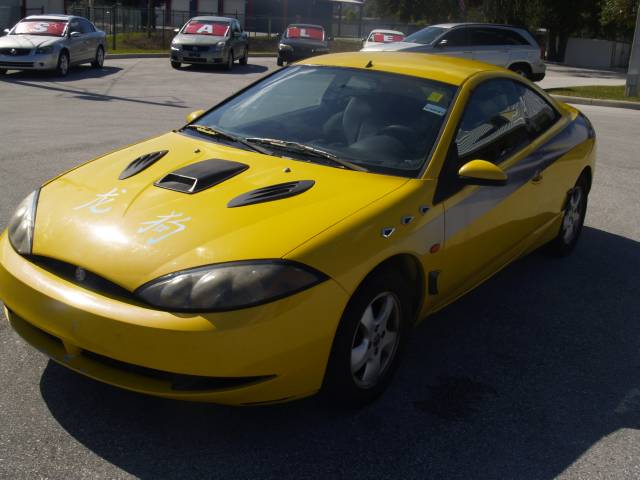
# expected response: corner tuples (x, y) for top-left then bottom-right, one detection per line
(155, 159), (248, 194)
(119, 150), (168, 180)
(228, 180), (315, 207)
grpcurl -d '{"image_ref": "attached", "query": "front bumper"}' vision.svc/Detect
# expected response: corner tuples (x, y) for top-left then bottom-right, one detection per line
(171, 48), (226, 65)
(0, 52), (58, 70)
(0, 233), (349, 405)
(278, 47), (329, 63)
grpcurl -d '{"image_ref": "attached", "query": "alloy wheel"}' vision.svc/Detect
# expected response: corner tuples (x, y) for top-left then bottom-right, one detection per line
(350, 292), (401, 388)
(562, 187), (584, 244)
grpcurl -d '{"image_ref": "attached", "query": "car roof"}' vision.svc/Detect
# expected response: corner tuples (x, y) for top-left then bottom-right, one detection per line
(368, 29), (405, 35)
(23, 14), (76, 21)
(432, 22), (528, 31)
(287, 24), (324, 29)
(299, 51), (501, 86)
(190, 16), (235, 22)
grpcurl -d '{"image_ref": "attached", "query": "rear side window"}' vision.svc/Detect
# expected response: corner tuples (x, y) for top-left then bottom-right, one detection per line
(502, 29), (530, 45)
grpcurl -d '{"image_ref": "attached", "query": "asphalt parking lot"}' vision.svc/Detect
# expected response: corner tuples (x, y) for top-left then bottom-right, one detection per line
(1, 58), (639, 479)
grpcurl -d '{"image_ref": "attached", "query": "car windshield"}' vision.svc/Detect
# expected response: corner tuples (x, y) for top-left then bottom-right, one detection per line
(182, 20), (229, 36)
(404, 26), (447, 45)
(13, 19), (68, 36)
(368, 32), (405, 43)
(285, 26), (325, 41)
(186, 66), (457, 177)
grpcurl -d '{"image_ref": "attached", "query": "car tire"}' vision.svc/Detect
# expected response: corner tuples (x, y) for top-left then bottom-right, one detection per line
(276, 56), (284, 67)
(546, 173), (589, 256)
(171, 61), (181, 69)
(239, 47), (248, 65)
(0, 68), (6, 75)
(224, 50), (234, 70)
(323, 266), (414, 407)
(56, 51), (70, 77)
(91, 46), (104, 69)
(509, 63), (532, 80)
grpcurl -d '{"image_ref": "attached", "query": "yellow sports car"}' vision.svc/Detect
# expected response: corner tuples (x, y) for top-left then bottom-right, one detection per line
(0, 52), (595, 406)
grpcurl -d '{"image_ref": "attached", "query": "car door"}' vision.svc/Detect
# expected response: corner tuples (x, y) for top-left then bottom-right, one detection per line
(230, 20), (243, 58)
(468, 27), (510, 67)
(79, 19), (98, 60)
(431, 27), (472, 59)
(66, 19), (85, 63)
(433, 78), (551, 302)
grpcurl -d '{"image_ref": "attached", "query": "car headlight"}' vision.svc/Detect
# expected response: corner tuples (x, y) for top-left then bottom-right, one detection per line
(170, 43), (181, 50)
(279, 43), (293, 51)
(35, 46), (53, 54)
(7, 190), (39, 256)
(216, 41), (226, 48)
(136, 260), (327, 312)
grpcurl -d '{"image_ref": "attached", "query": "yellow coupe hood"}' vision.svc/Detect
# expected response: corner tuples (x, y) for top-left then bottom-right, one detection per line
(33, 132), (407, 290)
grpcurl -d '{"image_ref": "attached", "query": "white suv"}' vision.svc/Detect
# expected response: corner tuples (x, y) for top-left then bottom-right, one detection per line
(361, 23), (546, 81)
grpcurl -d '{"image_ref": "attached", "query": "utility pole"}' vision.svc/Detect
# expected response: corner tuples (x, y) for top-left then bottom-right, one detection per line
(626, 0), (640, 97)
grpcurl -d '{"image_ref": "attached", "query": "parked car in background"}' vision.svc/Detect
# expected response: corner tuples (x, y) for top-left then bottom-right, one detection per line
(361, 23), (546, 81)
(170, 16), (248, 70)
(362, 29), (405, 50)
(0, 15), (105, 77)
(277, 24), (329, 66)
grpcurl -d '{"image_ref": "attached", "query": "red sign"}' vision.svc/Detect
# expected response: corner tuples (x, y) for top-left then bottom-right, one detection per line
(184, 21), (229, 36)
(14, 21), (67, 36)
(286, 27), (325, 41)
(371, 33), (405, 43)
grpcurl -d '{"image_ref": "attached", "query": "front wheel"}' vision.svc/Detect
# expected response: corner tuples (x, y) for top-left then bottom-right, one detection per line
(276, 56), (284, 67)
(224, 50), (234, 70)
(323, 267), (413, 407)
(91, 46), (104, 68)
(171, 60), (181, 69)
(547, 174), (589, 256)
(56, 51), (69, 77)
(239, 46), (248, 65)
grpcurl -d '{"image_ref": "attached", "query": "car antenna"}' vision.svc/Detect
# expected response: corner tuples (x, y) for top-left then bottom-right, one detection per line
(365, 60), (373, 68)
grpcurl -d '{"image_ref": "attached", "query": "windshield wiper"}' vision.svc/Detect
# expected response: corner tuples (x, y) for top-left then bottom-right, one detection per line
(245, 138), (367, 172)
(183, 125), (272, 155)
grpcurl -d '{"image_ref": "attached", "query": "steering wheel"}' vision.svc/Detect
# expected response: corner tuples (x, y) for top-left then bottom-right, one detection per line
(378, 125), (421, 150)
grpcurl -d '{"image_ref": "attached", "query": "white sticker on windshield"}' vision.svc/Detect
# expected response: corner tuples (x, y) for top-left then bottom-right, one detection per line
(423, 103), (447, 116)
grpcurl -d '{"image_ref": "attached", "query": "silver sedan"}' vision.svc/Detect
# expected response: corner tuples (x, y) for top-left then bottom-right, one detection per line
(0, 14), (106, 77)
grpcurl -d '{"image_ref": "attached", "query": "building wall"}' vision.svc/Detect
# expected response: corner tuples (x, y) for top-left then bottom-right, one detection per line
(565, 37), (631, 69)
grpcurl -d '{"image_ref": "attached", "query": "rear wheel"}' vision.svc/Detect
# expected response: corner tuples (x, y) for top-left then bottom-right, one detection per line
(509, 63), (532, 80)
(276, 56), (284, 67)
(91, 46), (104, 68)
(56, 51), (69, 77)
(323, 267), (413, 407)
(171, 60), (181, 69)
(547, 174), (589, 256)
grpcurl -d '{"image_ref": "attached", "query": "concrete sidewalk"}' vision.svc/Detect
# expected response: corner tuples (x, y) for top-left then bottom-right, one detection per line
(539, 63), (626, 89)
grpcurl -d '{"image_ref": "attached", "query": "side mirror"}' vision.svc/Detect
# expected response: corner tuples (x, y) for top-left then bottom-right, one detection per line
(185, 109), (205, 123)
(69, 31), (81, 38)
(173, 28), (180, 33)
(435, 39), (447, 48)
(458, 160), (507, 186)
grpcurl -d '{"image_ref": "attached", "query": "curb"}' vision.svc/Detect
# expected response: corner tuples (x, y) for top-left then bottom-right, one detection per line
(550, 94), (640, 111)
(106, 52), (277, 59)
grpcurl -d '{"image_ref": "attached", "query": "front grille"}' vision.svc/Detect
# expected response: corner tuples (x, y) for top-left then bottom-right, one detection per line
(184, 56), (207, 63)
(26, 255), (135, 301)
(82, 350), (274, 391)
(0, 61), (34, 67)
(182, 45), (209, 52)
(0, 48), (31, 56)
